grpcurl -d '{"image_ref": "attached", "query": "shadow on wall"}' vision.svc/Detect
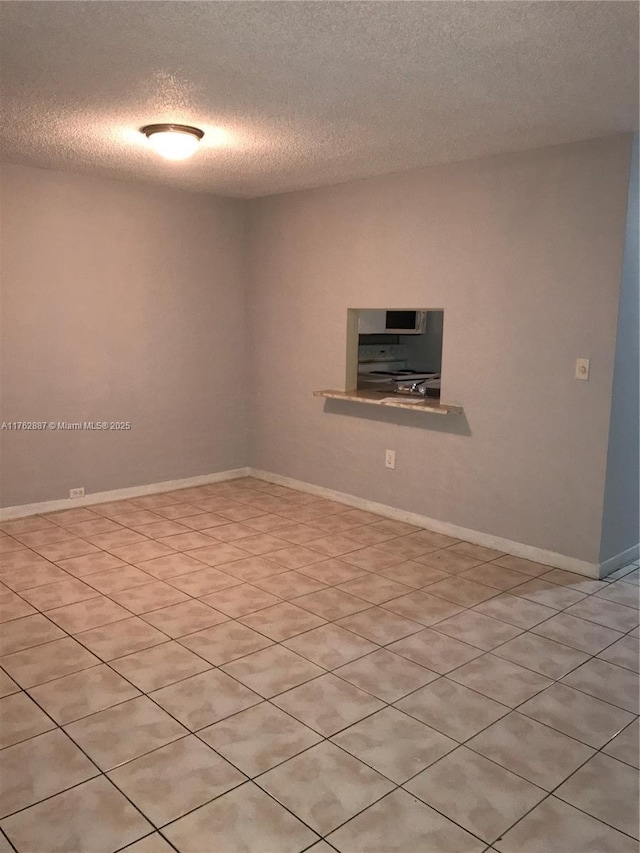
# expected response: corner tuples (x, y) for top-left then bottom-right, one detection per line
(321, 399), (472, 436)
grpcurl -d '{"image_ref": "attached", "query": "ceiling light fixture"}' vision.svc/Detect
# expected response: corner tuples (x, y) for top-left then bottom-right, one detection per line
(141, 124), (204, 160)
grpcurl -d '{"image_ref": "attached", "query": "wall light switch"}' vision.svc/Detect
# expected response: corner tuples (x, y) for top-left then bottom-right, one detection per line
(575, 358), (590, 381)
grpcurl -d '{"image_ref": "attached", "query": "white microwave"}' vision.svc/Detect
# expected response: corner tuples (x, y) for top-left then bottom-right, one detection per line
(359, 309), (427, 335)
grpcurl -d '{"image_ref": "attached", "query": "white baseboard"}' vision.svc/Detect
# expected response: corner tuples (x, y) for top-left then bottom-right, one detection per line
(599, 544), (640, 579)
(250, 468), (602, 578)
(0, 468), (250, 521)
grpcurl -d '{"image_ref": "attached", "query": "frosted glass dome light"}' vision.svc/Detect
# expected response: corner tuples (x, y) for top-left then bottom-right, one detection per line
(141, 124), (204, 160)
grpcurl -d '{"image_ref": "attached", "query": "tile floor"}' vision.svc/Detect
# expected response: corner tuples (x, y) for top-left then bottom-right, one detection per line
(0, 476), (638, 852)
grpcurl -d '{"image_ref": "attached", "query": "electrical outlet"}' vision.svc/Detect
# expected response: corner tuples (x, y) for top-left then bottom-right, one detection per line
(69, 487), (85, 499)
(575, 358), (590, 381)
(385, 449), (396, 469)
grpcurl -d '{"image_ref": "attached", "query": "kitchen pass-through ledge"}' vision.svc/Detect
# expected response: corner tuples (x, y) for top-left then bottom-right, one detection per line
(313, 389), (463, 415)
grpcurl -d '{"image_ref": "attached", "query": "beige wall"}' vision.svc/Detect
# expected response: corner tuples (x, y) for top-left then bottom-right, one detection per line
(600, 133), (639, 562)
(247, 135), (632, 564)
(0, 164), (248, 506)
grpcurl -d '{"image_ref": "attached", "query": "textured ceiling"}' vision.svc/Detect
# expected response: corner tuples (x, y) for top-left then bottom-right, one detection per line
(1, 1), (638, 198)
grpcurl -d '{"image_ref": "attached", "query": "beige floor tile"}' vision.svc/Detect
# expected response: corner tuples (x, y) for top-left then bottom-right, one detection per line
(491, 555), (552, 577)
(556, 752), (639, 838)
(221, 645), (325, 698)
(29, 663), (140, 723)
(0, 729), (99, 818)
(0, 612), (65, 655)
(563, 596), (640, 632)
(119, 833), (175, 853)
(200, 582), (281, 617)
(233, 533), (290, 555)
(141, 599), (228, 637)
(108, 735), (245, 826)
(531, 612), (624, 654)
(252, 570), (328, 598)
(157, 531), (220, 551)
(239, 601), (326, 641)
(406, 746), (546, 844)
(1, 561), (69, 591)
(109, 541), (177, 563)
(135, 521), (193, 540)
(133, 552), (208, 580)
(336, 573), (412, 604)
(395, 676), (510, 742)
(540, 568), (607, 595)
(432, 610), (523, 650)
(0, 669), (18, 698)
(272, 673), (384, 736)
(46, 595), (130, 633)
(294, 587), (370, 620)
(0, 589), (37, 622)
(0, 636), (101, 687)
(449, 653), (553, 707)
(167, 566), (242, 596)
(109, 581), (191, 614)
(376, 535), (442, 561)
(179, 621), (272, 665)
(335, 649), (438, 703)
(297, 558), (367, 584)
(0, 692), (56, 747)
(596, 580), (640, 609)
(492, 632), (589, 679)
(472, 592), (559, 628)
(336, 606), (424, 644)
(326, 788), (484, 853)
(0, 548), (53, 571)
(283, 623), (377, 669)
(200, 702), (322, 776)
(426, 577), (498, 607)
(150, 669), (262, 729)
(64, 695), (187, 770)
(511, 578), (587, 610)
(15, 527), (77, 548)
(447, 542), (505, 562)
(562, 658), (639, 713)
(19, 578), (100, 610)
(186, 542), (249, 567)
(203, 521), (258, 540)
(245, 513), (299, 533)
(305, 534), (363, 558)
(597, 634), (640, 672)
(68, 516), (148, 537)
(56, 551), (129, 577)
(468, 711), (595, 790)
(382, 591), (465, 625)
(276, 523), (327, 545)
(110, 641), (211, 692)
(75, 616), (168, 660)
(602, 718), (639, 768)
(388, 628), (483, 673)
(262, 546), (327, 571)
(493, 796), (638, 853)
(340, 546), (404, 572)
(80, 566), (155, 595)
(1, 775), (152, 853)
(0, 516), (56, 535)
(333, 706), (456, 783)
(376, 559), (450, 588)
(518, 682), (635, 748)
(36, 539), (101, 562)
(163, 781), (318, 853)
(369, 519), (421, 537)
(460, 564), (530, 591)
(415, 548), (484, 573)
(257, 741), (393, 836)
